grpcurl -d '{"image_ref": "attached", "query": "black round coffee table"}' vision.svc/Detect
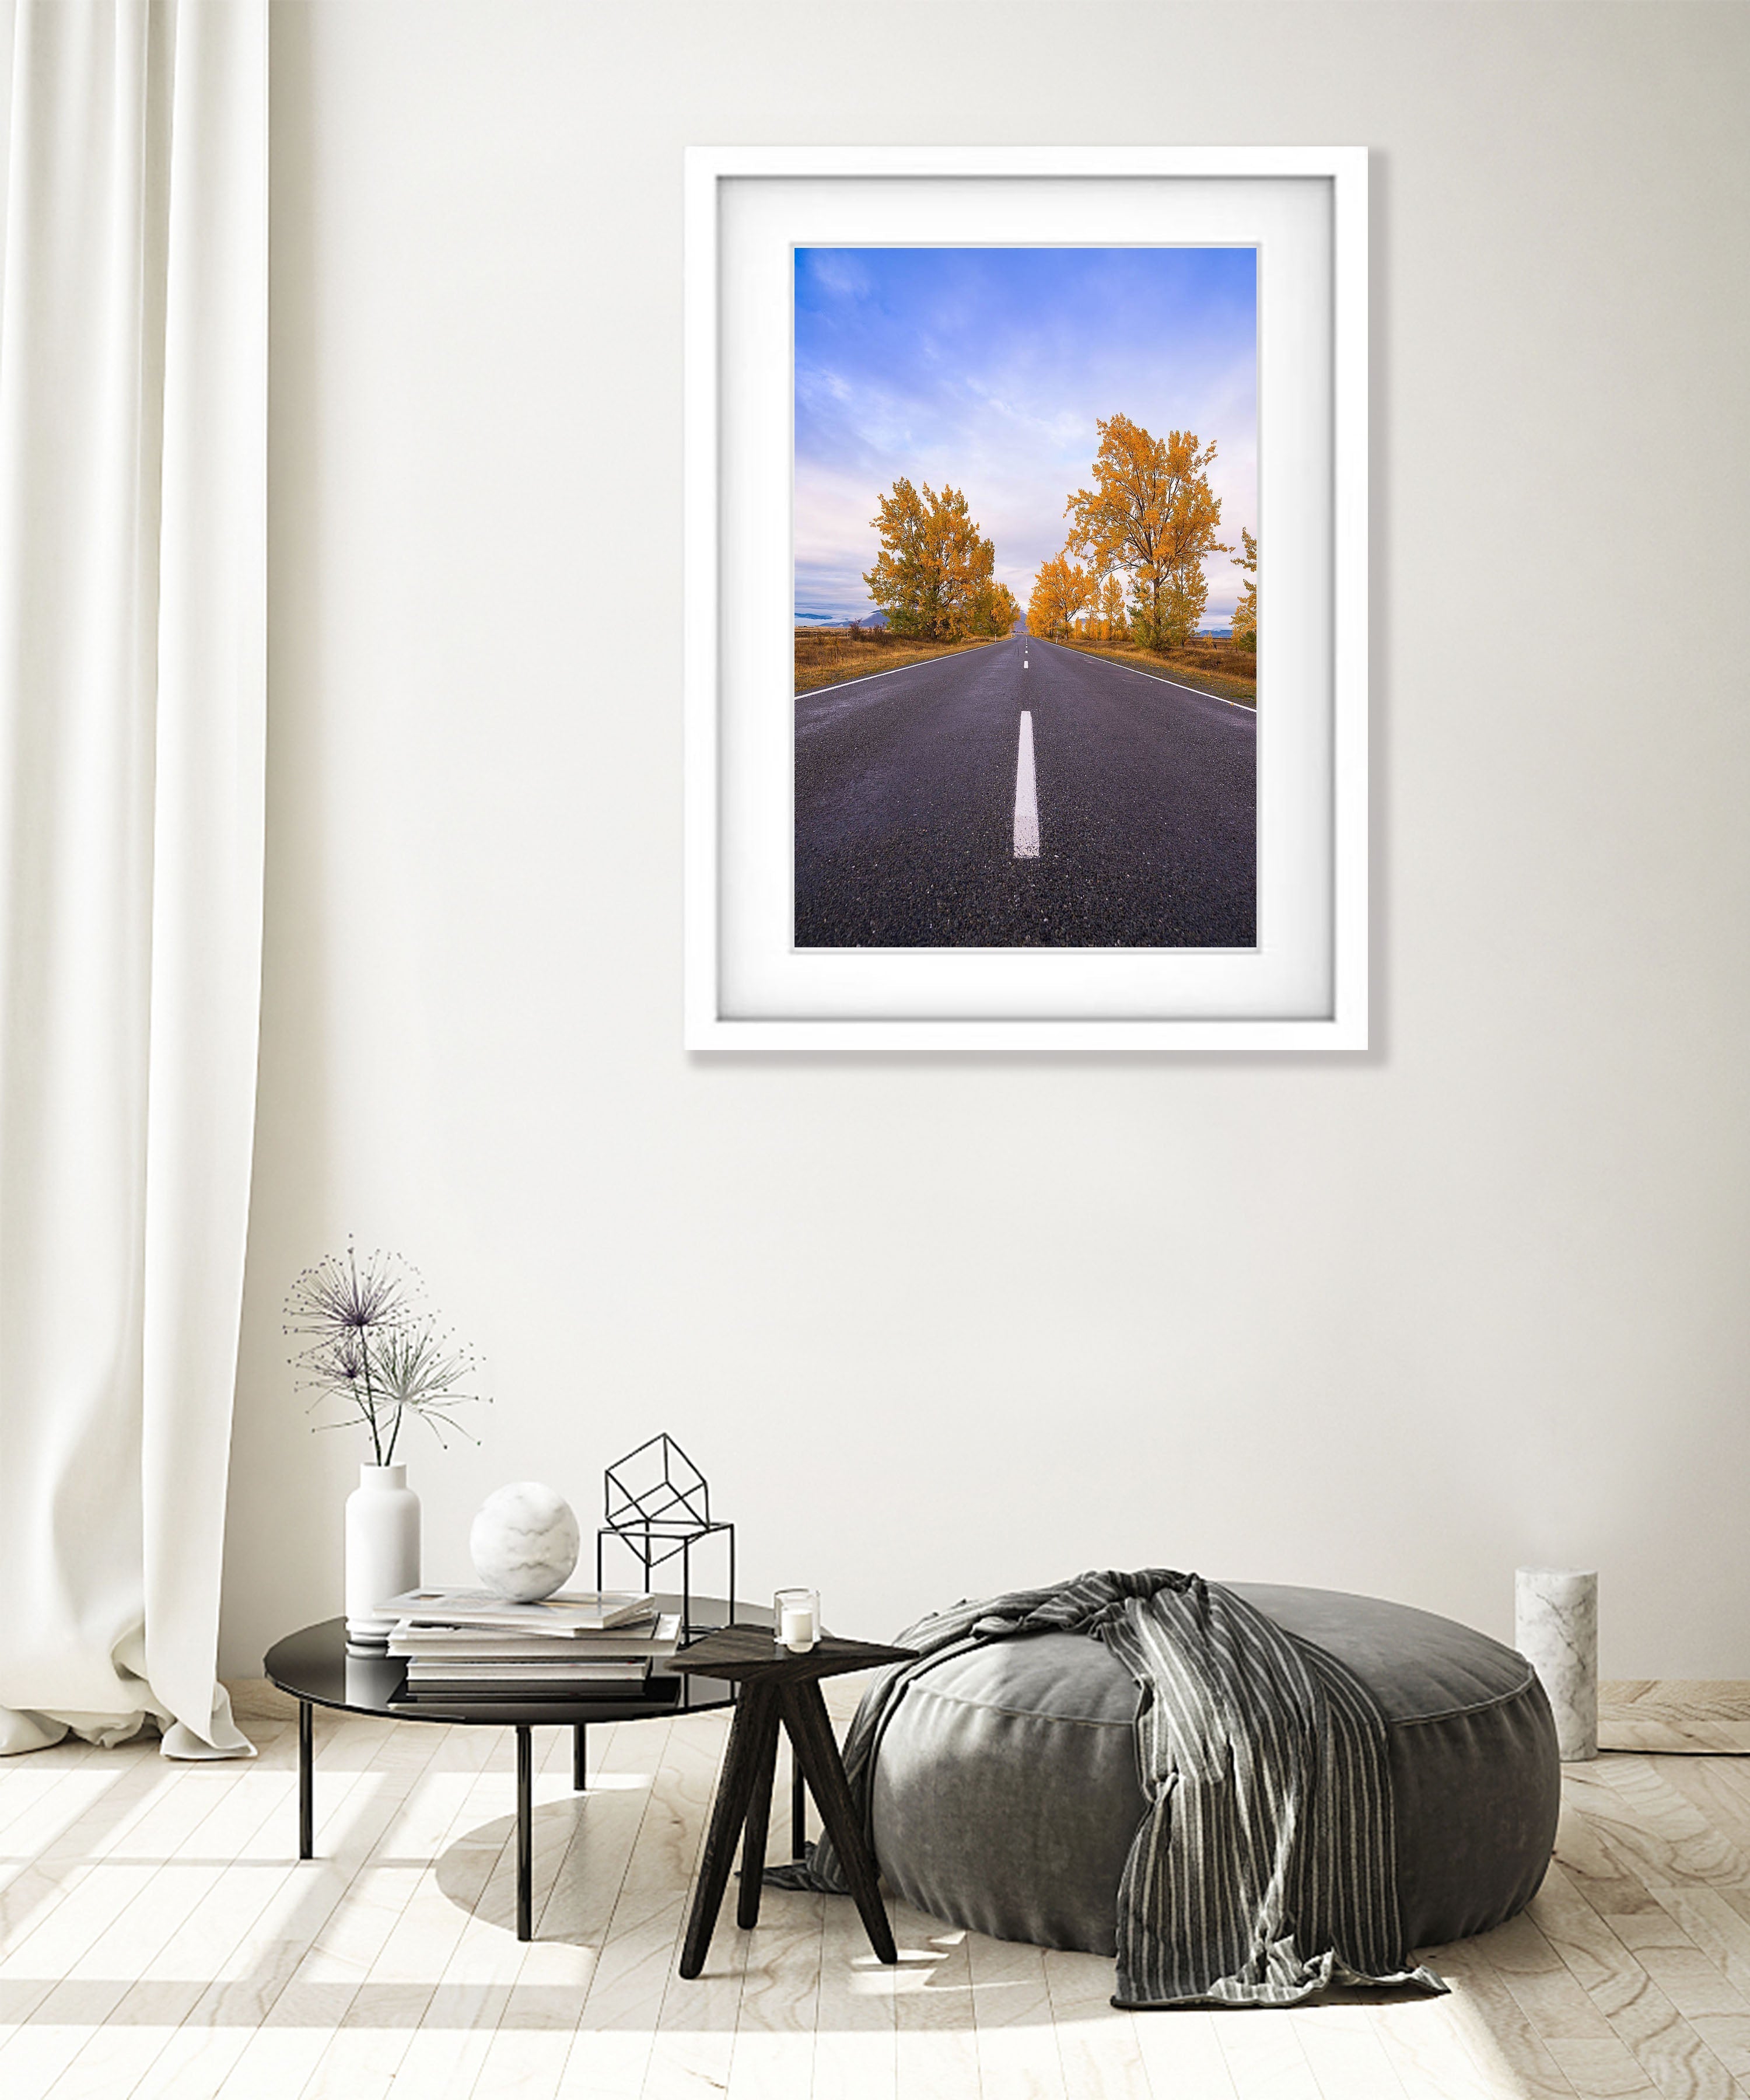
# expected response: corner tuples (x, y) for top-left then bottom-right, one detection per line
(265, 1594), (777, 1940)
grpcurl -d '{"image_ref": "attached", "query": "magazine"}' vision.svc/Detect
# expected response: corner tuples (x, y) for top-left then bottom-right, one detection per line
(388, 1614), (682, 1660)
(402, 1658), (651, 1685)
(376, 1587), (656, 1633)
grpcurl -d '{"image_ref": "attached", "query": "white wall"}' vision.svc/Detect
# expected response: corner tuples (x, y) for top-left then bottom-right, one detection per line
(220, 1), (1750, 1681)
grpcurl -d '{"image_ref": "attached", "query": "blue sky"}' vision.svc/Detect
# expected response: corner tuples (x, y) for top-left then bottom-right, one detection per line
(795, 247), (1257, 629)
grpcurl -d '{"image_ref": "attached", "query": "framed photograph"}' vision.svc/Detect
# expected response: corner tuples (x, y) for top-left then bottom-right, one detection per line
(684, 147), (1367, 1051)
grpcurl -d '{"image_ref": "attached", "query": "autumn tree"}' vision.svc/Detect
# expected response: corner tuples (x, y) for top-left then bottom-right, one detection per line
(1144, 562), (1210, 649)
(864, 480), (1002, 640)
(1097, 573), (1128, 642)
(1026, 552), (1097, 639)
(970, 578), (1023, 636)
(1231, 527), (1257, 649)
(1065, 414), (1228, 653)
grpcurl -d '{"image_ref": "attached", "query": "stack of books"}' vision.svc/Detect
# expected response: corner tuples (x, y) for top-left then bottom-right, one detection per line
(378, 1588), (681, 1707)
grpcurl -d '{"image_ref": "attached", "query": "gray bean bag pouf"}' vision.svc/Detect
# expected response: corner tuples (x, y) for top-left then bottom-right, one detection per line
(868, 1582), (1559, 1958)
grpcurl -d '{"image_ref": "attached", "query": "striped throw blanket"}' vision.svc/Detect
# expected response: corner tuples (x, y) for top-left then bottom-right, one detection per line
(771, 1569), (1447, 2009)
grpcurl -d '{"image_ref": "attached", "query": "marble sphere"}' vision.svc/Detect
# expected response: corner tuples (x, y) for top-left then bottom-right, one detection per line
(469, 1482), (580, 1603)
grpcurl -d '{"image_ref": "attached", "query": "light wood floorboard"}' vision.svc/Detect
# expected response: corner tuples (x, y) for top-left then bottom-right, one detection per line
(1602, 1687), (1750, 1756)
(7, 1689), (1750, 2096)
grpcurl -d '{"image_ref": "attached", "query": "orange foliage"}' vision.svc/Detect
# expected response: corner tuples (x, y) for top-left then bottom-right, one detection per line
(1065, 414), (1227, 649)
(1232, 527), (1257, 643)
(864, 480), (1015, 639)
(1027, 551), (1097, 639)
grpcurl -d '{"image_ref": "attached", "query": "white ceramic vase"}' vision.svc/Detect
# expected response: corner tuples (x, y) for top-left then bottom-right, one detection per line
(345, 1462), (421, 1646)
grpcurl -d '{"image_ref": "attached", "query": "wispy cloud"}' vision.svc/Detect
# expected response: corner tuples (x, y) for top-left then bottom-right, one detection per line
(795, 247), (1257, 626)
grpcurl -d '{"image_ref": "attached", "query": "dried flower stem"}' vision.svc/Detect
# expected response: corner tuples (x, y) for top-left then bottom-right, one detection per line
(284, 1242), (489, 1461)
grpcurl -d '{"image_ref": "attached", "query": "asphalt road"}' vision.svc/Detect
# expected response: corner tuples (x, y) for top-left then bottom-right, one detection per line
(794, 636), (1256, 948)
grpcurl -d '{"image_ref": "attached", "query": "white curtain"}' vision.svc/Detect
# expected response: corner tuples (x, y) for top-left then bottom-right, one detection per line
(0, 0), (266, 1758)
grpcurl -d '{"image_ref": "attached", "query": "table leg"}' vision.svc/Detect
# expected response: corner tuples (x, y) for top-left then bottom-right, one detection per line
(516, 1726), (533, 1942)
(298, 1701), (313, 1860)
(679, 1682), (775, 1979)
(736, 1695), (783, 1930)
(781, 1683), (897, 1965)
(573, 1723), (587, 1793)
(791, 1753), (806, 1861)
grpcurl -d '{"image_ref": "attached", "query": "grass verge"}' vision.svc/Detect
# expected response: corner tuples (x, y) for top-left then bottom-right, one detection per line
(1054, 638), (1256, 708)
(794, 633), (1001, 695)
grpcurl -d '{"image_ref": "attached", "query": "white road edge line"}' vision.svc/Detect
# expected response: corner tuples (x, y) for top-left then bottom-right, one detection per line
(1013, 710), (1040, 858)
(1041, 638), (1255, 713)
(797, 638), (1004, 702)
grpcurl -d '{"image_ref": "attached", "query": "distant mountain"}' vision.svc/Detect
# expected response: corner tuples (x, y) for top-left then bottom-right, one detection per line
(796, 606), (888, 630)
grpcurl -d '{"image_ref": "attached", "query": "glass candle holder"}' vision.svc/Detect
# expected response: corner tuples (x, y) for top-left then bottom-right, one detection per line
(774, 1587), (820, 1653)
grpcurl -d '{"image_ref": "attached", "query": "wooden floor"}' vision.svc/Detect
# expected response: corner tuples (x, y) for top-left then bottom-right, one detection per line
(1601, 1684), (1750, 1755)
(6, 1684), (1750, 2099)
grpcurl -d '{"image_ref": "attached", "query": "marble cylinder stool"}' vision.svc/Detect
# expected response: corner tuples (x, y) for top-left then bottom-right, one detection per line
(1516, 1567), (1598, 1762)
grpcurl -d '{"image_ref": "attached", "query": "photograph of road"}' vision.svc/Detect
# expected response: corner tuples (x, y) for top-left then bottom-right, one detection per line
(797, 634), (1255, 946)
(794, 246), (1258, 950)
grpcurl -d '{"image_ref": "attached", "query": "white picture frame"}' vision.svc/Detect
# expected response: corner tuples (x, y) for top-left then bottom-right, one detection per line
(684, 146), (1368, 1052)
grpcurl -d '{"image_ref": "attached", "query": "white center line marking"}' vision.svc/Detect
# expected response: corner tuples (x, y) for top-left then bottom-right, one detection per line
(1013, 710), (1040, 858)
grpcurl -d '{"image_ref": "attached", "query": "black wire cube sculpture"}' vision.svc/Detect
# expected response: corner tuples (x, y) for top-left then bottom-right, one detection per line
(596, 1433), (734, 1640)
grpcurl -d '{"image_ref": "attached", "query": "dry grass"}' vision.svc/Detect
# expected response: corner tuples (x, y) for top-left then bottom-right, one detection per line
(1172, 644), (1258, 676)
(1055, 636), (1257, 706)
(794, 627), (998, 695)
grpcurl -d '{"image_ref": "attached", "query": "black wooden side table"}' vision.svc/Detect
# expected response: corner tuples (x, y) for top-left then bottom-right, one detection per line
(671, 1626), (916, 1979)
